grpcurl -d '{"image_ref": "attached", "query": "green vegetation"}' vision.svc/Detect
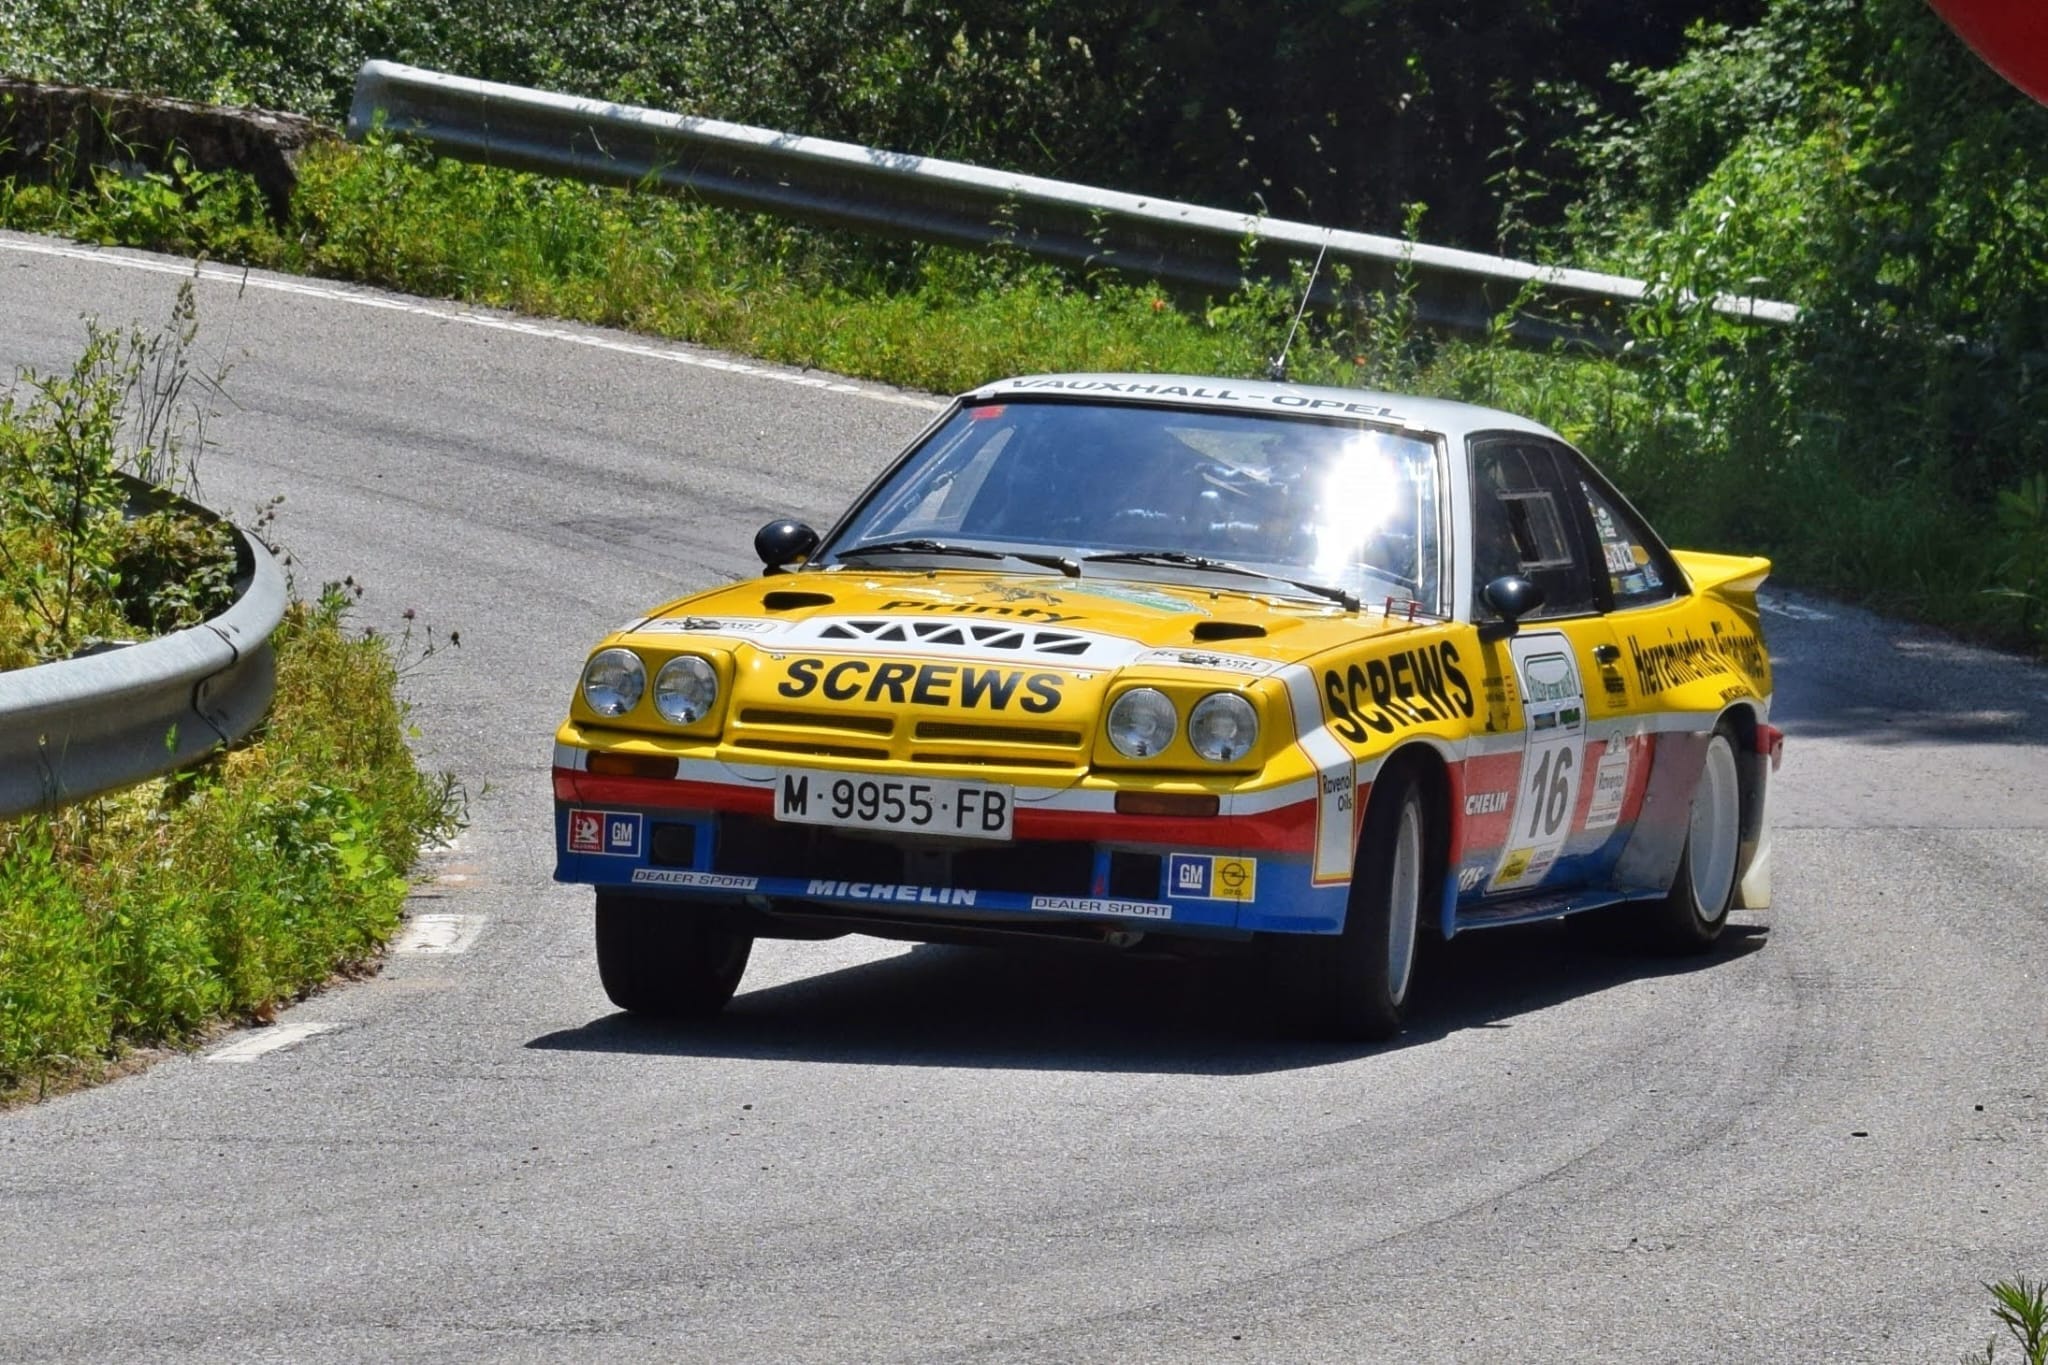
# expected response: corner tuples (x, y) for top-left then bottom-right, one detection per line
(0, 301), (458, 1102)
(1962, 1277), (2048, 1365)
(0, 592), (459, 1101)
(0, 289), (238, 668)
(2, 0), (2046, 650)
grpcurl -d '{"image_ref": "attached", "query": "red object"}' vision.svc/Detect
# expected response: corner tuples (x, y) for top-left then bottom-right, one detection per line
(1755, 723), (1785, 773)
(1926, 0), (2048, 104)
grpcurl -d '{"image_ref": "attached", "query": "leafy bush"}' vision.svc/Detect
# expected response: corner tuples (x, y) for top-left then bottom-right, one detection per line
(0, 285), (238, 666)
(0, 590), (461, 1100)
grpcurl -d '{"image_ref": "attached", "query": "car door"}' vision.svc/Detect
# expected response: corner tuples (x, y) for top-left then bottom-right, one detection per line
(1463, 436), (1629, 899)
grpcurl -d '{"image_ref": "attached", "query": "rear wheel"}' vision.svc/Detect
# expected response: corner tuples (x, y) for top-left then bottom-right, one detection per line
(1646, 726), (1743, 952)
(1294, 769), (1429, 1041)
(594, 890), (753, 1017)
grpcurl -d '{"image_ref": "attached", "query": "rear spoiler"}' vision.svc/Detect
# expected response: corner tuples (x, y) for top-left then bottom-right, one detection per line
(1671, 550), (1772, 597)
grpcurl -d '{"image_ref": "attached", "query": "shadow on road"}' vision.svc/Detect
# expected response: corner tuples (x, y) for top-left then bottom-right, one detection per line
(526, 921), (1767, 1076)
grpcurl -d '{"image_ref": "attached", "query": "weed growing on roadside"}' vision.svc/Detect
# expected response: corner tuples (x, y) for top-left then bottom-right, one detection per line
(0, 283), (236, 666)
(1961, 1277), (2048, 1365)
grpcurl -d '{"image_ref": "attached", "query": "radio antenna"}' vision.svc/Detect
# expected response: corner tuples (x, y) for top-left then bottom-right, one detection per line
(1267, 234), (1331, 383)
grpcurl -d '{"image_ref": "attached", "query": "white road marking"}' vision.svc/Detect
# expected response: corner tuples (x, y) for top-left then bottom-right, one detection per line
(1758, 593), (1833, 621)
(207, 1021), (341, 1063)
(390, 912), (486, 955)
(0, 235), (945, 412)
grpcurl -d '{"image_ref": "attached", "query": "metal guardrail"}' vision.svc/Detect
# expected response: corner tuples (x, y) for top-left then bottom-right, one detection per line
(0, 493), (286, 819)
(348, 61), (1799, 350)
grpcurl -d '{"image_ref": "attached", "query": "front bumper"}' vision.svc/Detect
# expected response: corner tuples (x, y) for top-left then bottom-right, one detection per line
(552, 758), (1349, 938)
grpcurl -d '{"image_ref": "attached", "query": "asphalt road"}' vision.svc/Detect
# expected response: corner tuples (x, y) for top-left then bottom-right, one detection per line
(2, 231), (2043, 1363)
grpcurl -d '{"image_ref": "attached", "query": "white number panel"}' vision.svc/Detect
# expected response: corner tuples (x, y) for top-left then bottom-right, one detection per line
(1489, 632), (1587, 893)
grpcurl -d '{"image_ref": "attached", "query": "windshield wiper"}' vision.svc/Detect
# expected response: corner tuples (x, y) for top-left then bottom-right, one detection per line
(836, 538), (1080, 577)
(1081, 550), (1360, 611)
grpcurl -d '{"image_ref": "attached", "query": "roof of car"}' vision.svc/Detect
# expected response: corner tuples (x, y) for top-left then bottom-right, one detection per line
(966, 373), (1562, 442)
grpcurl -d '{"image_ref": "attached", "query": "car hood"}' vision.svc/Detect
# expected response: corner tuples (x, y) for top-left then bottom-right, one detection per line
(618, 569), (1436, 669)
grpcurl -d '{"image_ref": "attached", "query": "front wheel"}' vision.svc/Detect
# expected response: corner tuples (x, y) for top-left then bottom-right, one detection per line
(595, 890), (753, 1017)
(1292, 769), (1429, 1041)
(1645, 727), (1743, 952)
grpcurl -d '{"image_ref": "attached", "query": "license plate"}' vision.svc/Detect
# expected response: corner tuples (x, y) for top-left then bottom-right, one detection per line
(773, 768), (1014, 841)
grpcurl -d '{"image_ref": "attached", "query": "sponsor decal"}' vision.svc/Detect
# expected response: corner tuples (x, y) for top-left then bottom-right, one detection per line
(877, 597), (1080, 624)
(1028, 894), (1176, 920)
(804, 880), (980, 906)
(1166, 853), (1258, 902)
(630, 869), (759, 890)
(567, 808), (642, 857)
(1522, 653), (1575, 703)
(777, 657), (1064, 712)
(1060, 582), (1204, 614)
(1464, 790), (1509, 816)
(970, 578), (1067, 604)
(1457, 864), (1489, 892)
(640, 615), (781, 635)
(1497, 848), (1533, 881)
(1007, 379), (1248, 400)
(1322, 640), (1475, 742)
(1134, 647), (1277, 674)
(1584, 744), (1631, 831)
(998, 379), (1402, 421)
(1627, 623), (1767, 695)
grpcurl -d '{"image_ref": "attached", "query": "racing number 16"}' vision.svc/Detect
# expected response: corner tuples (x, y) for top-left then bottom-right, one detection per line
(1526, 748), (1574, 838)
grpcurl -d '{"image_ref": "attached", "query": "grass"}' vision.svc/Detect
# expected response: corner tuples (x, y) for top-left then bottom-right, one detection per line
(1, 137), (2042, 653)
(0, 590), (460, 1102)
(0, 301), (459, 1103)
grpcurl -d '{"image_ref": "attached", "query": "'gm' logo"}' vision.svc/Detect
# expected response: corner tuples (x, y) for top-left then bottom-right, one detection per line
(1165, 853), (1257, 902)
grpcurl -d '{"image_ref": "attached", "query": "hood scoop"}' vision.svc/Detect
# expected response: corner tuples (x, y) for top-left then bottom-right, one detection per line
(761, 590), (835, 610)
(1192, 620), (1267, 642)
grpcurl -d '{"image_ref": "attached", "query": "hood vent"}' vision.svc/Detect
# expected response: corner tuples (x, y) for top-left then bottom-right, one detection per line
(1192, 621), (1266, 642)
(762, 590), (835, 610)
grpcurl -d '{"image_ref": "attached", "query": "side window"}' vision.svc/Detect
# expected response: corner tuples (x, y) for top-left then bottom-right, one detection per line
(1574, 472), (1682, 610)
(1470, 440), (1596, 618)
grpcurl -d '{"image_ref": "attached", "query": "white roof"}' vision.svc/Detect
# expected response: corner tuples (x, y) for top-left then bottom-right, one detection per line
(966, 373), (1562, 443)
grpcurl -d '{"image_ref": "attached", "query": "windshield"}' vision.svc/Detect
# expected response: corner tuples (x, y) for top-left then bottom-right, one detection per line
(821, 399), (1444, 609)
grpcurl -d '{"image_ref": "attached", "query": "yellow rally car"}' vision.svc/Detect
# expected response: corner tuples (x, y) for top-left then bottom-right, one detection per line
(553, 375), (1782, 1039)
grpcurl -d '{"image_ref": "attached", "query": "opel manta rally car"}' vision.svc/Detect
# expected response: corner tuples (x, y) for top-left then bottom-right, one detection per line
(553, 374), (1781, 1039)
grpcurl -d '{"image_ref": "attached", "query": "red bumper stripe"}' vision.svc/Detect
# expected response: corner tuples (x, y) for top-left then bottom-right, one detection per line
(553, 768), (1314, 852)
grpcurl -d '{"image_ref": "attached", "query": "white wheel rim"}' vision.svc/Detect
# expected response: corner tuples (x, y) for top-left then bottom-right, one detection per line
(1387, 798), (1422, 1003)
(1687, 736), (1741, 922)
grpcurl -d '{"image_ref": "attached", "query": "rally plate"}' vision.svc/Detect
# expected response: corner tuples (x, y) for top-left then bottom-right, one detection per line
(773, 768), (1014, 841)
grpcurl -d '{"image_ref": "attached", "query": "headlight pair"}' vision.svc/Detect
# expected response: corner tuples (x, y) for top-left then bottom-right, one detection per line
(581, 649), (718, 725)
(1107, 688), (1259, 762)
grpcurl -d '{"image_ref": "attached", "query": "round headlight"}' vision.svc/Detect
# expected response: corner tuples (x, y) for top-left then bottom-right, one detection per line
(1108, 687), (1178, 758)
(581, 648), (645, 717)
(653, 655), (719, 724)
(1188, 692), (1259, 762)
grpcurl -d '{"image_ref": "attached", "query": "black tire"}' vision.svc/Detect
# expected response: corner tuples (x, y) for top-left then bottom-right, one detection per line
(594, 890), (753, 1018)
(1644, 725), (1743, 953)
(1293, 767), (1431, 1041)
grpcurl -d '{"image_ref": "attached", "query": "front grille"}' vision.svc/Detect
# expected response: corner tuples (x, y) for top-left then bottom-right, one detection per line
(738, 707), (895, 736)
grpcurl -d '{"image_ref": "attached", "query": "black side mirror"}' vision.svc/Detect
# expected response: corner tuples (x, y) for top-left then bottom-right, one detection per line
(754, 519), (819, 570)
(1478, 574), (1544, 642)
